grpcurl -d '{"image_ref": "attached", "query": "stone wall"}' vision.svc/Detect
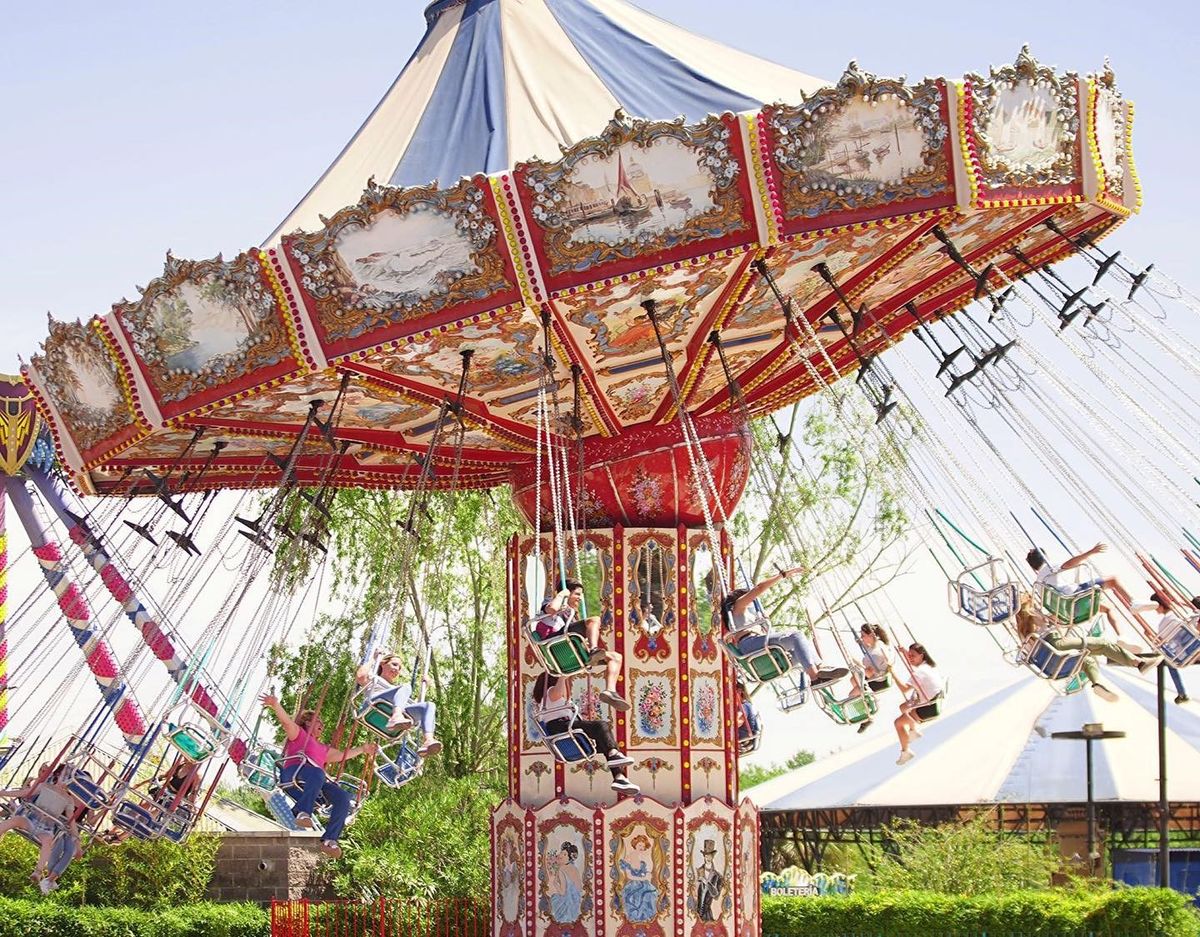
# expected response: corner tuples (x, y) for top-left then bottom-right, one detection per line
(206, 832), (335, 904)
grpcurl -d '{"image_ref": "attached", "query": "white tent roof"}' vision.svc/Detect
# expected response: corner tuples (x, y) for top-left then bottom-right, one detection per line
(269, 0), (825, 240)
(748, 669), (1200, 811)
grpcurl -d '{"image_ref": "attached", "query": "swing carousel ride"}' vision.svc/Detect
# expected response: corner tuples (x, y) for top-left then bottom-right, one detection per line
(4, 0), (1200, 927)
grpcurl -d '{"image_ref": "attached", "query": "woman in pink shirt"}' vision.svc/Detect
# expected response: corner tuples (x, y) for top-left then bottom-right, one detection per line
(261, 693), (377, 857)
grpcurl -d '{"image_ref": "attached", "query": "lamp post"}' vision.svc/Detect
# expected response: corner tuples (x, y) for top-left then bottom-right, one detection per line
(1052, 722), (1126, 875)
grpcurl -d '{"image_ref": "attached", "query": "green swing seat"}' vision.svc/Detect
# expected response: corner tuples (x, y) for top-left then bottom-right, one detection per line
(818, 688), (879, 726)
(357, 698), (413, 741)
(1040, 585), (1102, 626)
(166, 723), (219, 762)
(238, 747), (280, 793)
(530, 629), (592, 676)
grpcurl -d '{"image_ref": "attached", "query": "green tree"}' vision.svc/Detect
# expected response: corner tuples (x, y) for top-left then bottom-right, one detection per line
(739, 749), (815, 790)
(733, 398), (912, 633)
(864, 813), (1062, 895)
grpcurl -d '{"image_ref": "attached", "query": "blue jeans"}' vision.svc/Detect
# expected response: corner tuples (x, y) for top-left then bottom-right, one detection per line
(738, 630), (817, 671)
(47, 831), (77, 878)
(371, 687), (437, 735)
(280, 762), (351, 843)
(1170, 667), (1188, 698)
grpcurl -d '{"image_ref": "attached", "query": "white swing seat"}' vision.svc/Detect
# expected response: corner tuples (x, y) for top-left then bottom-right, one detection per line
(948, 557), (1019, 625)
(11, 802), (66, 844)
(1019, 634), (1089, 691)
(769, 668), (809, 712)
(1157, 615), (1200, 668)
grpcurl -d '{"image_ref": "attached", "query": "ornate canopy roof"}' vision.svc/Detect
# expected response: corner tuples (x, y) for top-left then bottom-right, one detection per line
(22, 2), (1139, 498)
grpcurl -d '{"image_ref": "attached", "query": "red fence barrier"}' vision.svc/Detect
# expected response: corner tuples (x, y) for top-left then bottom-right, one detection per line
(271, 898), (489, 937)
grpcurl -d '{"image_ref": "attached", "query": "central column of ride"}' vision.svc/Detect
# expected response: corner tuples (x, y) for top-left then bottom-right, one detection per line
(492, 413), (759, 937)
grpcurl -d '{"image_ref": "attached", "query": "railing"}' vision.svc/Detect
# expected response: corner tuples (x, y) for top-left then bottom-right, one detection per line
(272, 898), (488, 937)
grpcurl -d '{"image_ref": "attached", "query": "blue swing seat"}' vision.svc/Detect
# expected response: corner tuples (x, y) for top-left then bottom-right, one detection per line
(1159, 615), (1200, 668)
(112, 800), (161, 841)
(376, 741), (421, 788)
(65, 771), (111, 811)
(536, 705), (600, 764)
(1020, 634), (1088, 690)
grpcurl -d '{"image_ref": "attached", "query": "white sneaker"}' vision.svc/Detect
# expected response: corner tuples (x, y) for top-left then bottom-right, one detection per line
(39, 877), (55, 895)
(606, 751), (634, 768)
(1093, 684), (1118, 703)
(611, 776), (640, 795)
(896, 751), (914, 766)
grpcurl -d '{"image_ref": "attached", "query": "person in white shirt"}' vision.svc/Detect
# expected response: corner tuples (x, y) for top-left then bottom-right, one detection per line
(1132, 592), (1191, 704)
(849, 623), (895, 734)
(355, 652), (442, 756)
(1026, 544), (1133, 632)
(893, 643), (945, 766)
(0, 764), (80, 888)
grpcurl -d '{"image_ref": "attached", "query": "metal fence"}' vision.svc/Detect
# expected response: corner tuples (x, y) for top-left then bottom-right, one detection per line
(271, 898), (489, 937)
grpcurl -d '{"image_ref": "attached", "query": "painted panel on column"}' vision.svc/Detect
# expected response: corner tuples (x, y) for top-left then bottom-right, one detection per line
(683, 802), (733, 937)
(627, 532), (676, 663)
(687, 534), (721, 663)
(538, 806), (597, 937)
(521, 755), (557, 809)
(608, 806), (673, 937)
(734, 803), (759, 937)
(496, 806), (527, 937)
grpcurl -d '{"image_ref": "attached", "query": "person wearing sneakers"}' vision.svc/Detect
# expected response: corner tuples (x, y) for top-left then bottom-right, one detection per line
(540, 580), (630, 711)
(1014, 592), (1158, 703)
(851, 623), (895, 735)
(260, 693), (378, 857)
(721, 567), (848, 690)
(533, 672), (640, 795)
(893, 643), (944, 766)
(1133, 592), (1192, 704)
(354, 651), (442, 756)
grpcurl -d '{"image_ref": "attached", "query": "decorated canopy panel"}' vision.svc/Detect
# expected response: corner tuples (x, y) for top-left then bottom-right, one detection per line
(23, 52), (1139, 496)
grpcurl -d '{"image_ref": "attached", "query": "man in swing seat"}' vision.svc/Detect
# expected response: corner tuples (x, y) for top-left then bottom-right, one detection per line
(355, 651), (442, 756)
(1015, 593), (1159, 703)
(261, 693), (378, 858)
(893, 643), (944, 766)
(538, 580), (630, 711)
(1026, 543), (1134, 632)
(533, 672), (639, 794)
(721, 567), (848, 690)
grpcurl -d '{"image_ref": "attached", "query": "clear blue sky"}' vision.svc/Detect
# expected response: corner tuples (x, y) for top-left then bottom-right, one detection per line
(1, 2), (1198, 764)
(1, 0), (1196, 369)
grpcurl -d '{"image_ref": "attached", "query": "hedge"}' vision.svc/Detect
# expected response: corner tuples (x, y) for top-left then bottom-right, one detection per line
(0, 897), (269, 937)
(761, 888), (1200, 937)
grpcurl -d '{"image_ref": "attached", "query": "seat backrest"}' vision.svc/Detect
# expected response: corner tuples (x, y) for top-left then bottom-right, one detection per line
(548, 730), (596, 763)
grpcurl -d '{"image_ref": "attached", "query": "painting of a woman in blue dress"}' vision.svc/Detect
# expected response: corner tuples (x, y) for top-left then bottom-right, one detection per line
(617, 833), (662, 922)
(547, 842), (584, 923)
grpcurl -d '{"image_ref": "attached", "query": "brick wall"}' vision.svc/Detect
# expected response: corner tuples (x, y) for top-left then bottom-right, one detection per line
(207, 832), (336, 904)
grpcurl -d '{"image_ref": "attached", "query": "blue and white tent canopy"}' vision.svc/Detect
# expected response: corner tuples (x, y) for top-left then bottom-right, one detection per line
(748, 671), (1200, 811)
(270, 0), (825, 240)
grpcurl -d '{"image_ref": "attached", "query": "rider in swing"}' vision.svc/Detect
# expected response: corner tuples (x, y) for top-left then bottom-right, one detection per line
(355, 651), (442, 756)
(721, 566), (848, 689)
(539, 580), (630, 711)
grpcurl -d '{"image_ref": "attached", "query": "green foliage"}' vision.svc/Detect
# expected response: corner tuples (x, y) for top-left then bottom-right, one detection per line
(325, 771), (504, 901)
(0, 896), (268, 937)
(864, 814), (1061, 895)
(0, 832), (221, 909)
(760, 888), (1200, 937)
(734, 399), (911, 632)
(739, 749), (815, 790)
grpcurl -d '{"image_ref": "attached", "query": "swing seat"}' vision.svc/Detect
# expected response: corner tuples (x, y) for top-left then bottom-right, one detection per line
(238, 748), (280, 793)
(911, 693), (945, 721)
(357, 698), (413, 740)
(167, 723), (220, 762)
(721, 628), (794, 684)
(737, 731), (762, 756)
(948, 557), (1019, 625)
(0, 737), (23, 770)
(1158, 616), (1200, 669)
(277, 753), (319, 798)
(11, 803), (64, 843)
(65, 772), (111, 811)
(263, 789), (321, 833)
(1020, 634), (1087, 685)
(529, 629), (593, 677)
(816, 688), (878, 727)
(769, 669), (809, 712)
(112, 800), (162, 841)
(159, 808), (193, 844)
(954, 582), (1019, 624)
(536, 705), (600, 764)
(376, 742), (421, 788)
(1039, 584), (1102, 626)
(316, 775), (365, 823)
(866, 674), (892, 693)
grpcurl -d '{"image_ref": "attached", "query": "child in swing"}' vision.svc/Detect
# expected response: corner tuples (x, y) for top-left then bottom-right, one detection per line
(260, 693), (379, 857)
(354, 651), (442, 757)
(538, 580), (630, 711)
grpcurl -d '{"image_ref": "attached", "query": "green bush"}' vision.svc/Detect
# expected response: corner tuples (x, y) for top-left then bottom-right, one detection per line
(0, 896), (268, 937)
(761, 888), (1200, 937)
(328, 771), (503, 900)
